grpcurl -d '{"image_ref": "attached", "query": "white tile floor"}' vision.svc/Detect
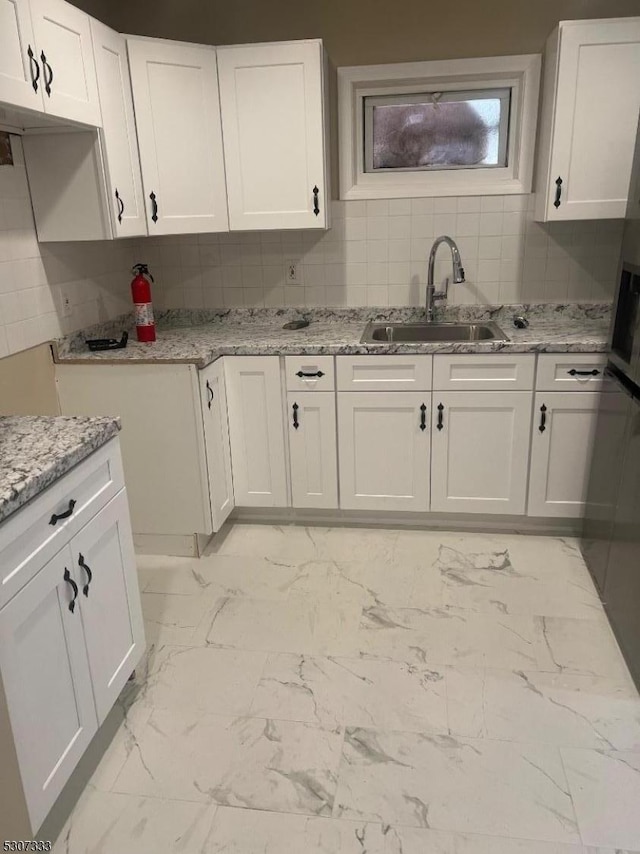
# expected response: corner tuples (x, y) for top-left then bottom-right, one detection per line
(51, 524), (640, 853)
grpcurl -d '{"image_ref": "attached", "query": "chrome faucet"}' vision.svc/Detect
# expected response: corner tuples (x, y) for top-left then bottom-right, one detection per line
(426, 235), (465, 322)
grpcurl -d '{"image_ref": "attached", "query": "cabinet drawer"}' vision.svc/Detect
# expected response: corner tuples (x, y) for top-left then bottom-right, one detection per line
(535, 354), (608, 391)
(0, 439), (125, 610)
(285, 356), (335, 391)
(433, 354), (535, 391)
(336, 356), (432, 392)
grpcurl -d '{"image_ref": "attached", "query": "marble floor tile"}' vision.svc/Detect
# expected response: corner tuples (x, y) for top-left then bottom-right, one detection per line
(289, 557), (434, 608)
(208, 717), (344, 816)
(193, 591), (363, 656)
(142, 646), (267, 715)
(208, 522), (321, 562)
(446, 667), (640, 750)
(140, 554), (303, 599)
(534, 616), (631, 679)
(141, 591), (215, 646)
(334, 727), (580, 843)
(436, 540), (602, 620)
(204, 807), (388, 853)
(250, 653), (447, 732)
(52, 788), (218, 853)
(562, 747), (640, 849)
(358, 602), (542, 669)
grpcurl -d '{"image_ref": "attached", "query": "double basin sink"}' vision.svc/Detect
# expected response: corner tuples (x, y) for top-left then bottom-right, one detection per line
(360, 320), (508, 344)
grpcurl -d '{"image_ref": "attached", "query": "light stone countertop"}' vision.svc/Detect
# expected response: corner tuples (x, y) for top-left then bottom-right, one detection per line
(0, 415), (121, 524)
(53, 304), (612, 369)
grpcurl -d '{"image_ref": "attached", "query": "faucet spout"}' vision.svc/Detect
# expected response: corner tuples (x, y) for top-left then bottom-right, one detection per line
(426, 235), (465, 321)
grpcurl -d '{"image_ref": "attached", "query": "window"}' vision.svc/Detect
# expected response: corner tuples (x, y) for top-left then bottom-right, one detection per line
(339, 55), (541, 199)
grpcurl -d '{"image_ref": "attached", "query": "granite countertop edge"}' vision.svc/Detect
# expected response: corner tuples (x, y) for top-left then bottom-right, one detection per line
(53, 303), (613, 369)
(0, 416), (121, 525)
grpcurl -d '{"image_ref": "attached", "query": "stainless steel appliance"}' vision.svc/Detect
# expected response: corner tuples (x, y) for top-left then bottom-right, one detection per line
(582, 114), (640, 688)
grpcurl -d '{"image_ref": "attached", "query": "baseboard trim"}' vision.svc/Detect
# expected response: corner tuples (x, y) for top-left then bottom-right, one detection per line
(225, 507), (583, 537)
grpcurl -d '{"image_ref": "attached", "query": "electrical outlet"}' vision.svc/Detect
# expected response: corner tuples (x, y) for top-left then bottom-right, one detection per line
(57, 285), (73, 319)
(286, 260), (300, 284)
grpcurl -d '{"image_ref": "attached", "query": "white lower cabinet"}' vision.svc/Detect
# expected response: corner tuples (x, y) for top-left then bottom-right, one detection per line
(430, 391), (532, 515)
(71, 490), (144, 724)
(287, 391), (338, 509)
(337, 392), (430, 512)
(199, 358), (235, 530)
(225, 356), (288, 507)
(0, 544), (97, 832)
(0, 440), (144, 836)
(528, 391), (601, 517)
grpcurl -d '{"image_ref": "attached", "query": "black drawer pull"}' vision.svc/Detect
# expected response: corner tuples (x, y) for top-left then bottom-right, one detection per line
(27, 45), (40, 93)
(115, 188), (124, 223)
(78, 553), (92, 597)
(568, 368), (600, 377)
(420, 403), (427, 431)
(296, 370), (325, 378)
(437, 403), (444, 431)
(539, 404), (547, 433)
(49, 499), (76, 526)
(40, 51), (53, 96)
(554, 176), (562, 209)
(292, 402), (299, 430)
(63, 568), (79, 613)
(206, 379), (214, 409)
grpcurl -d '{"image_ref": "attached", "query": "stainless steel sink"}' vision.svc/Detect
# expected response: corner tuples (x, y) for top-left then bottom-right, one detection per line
(360, 321), (508, 344)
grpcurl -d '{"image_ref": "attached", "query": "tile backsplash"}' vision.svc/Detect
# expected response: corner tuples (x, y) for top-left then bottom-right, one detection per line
(0, 133), (623, 358)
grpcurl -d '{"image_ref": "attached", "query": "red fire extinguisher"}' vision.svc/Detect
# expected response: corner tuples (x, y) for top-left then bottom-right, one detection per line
(131, 263), (156, 343)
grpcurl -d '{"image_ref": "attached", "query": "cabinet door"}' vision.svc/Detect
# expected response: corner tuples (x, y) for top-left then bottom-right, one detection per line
(431, 391), (532, 515)
(217, 40), (328, 230)
(72, 489), (144, 724)
(127, 38), (229, 235)
(29, 0), (101, 126)
(0, 545), (97, 830)
(528, 391), (601, 518)
(0, 0), (43, 112)
(225, 356), (288, 507)
(90, 20), (146, 238)
(337, 392), (430, 512)
(547, 20), (640, 220)
(200, 358), (235, 530)
(287, 391), (338, 509)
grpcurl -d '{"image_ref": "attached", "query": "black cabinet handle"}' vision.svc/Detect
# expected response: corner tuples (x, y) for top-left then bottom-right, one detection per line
(419, 403), (427, 431)
(437, 403), (444, 431)
(49, 499), (76, 526)
(296, 370), (324, 378)
(292, 402), (299, 430)
(553, 176), (563, 209)
(78, 553), (92, 597)
(539, 403), (547, 433)
(312, 185), (320, 217)
(40, 51), (53, 96)
(63, 568), (79, 613)
(149, 191), (158, 223)
(115, 188), (124, 224)
(568, 368), (600, 377)
(206, 380), (214, 410)
(27, 45), (40, 93)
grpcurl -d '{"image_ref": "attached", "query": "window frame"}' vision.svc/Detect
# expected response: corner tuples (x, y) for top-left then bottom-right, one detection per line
(338, 54), (541, 200)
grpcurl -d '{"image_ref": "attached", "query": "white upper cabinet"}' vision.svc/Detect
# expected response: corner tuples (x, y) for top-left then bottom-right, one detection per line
(535, 18), (640, 221)
(0, 0), (42, 112)
(29, 0), (101, 125)
(90, 20), (146, 237)
(217, 40), (329, 230)
(127, 37), (229, 234)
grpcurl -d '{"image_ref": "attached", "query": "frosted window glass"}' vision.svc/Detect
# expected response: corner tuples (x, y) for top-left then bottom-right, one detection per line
(365, 90), (510, 173)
